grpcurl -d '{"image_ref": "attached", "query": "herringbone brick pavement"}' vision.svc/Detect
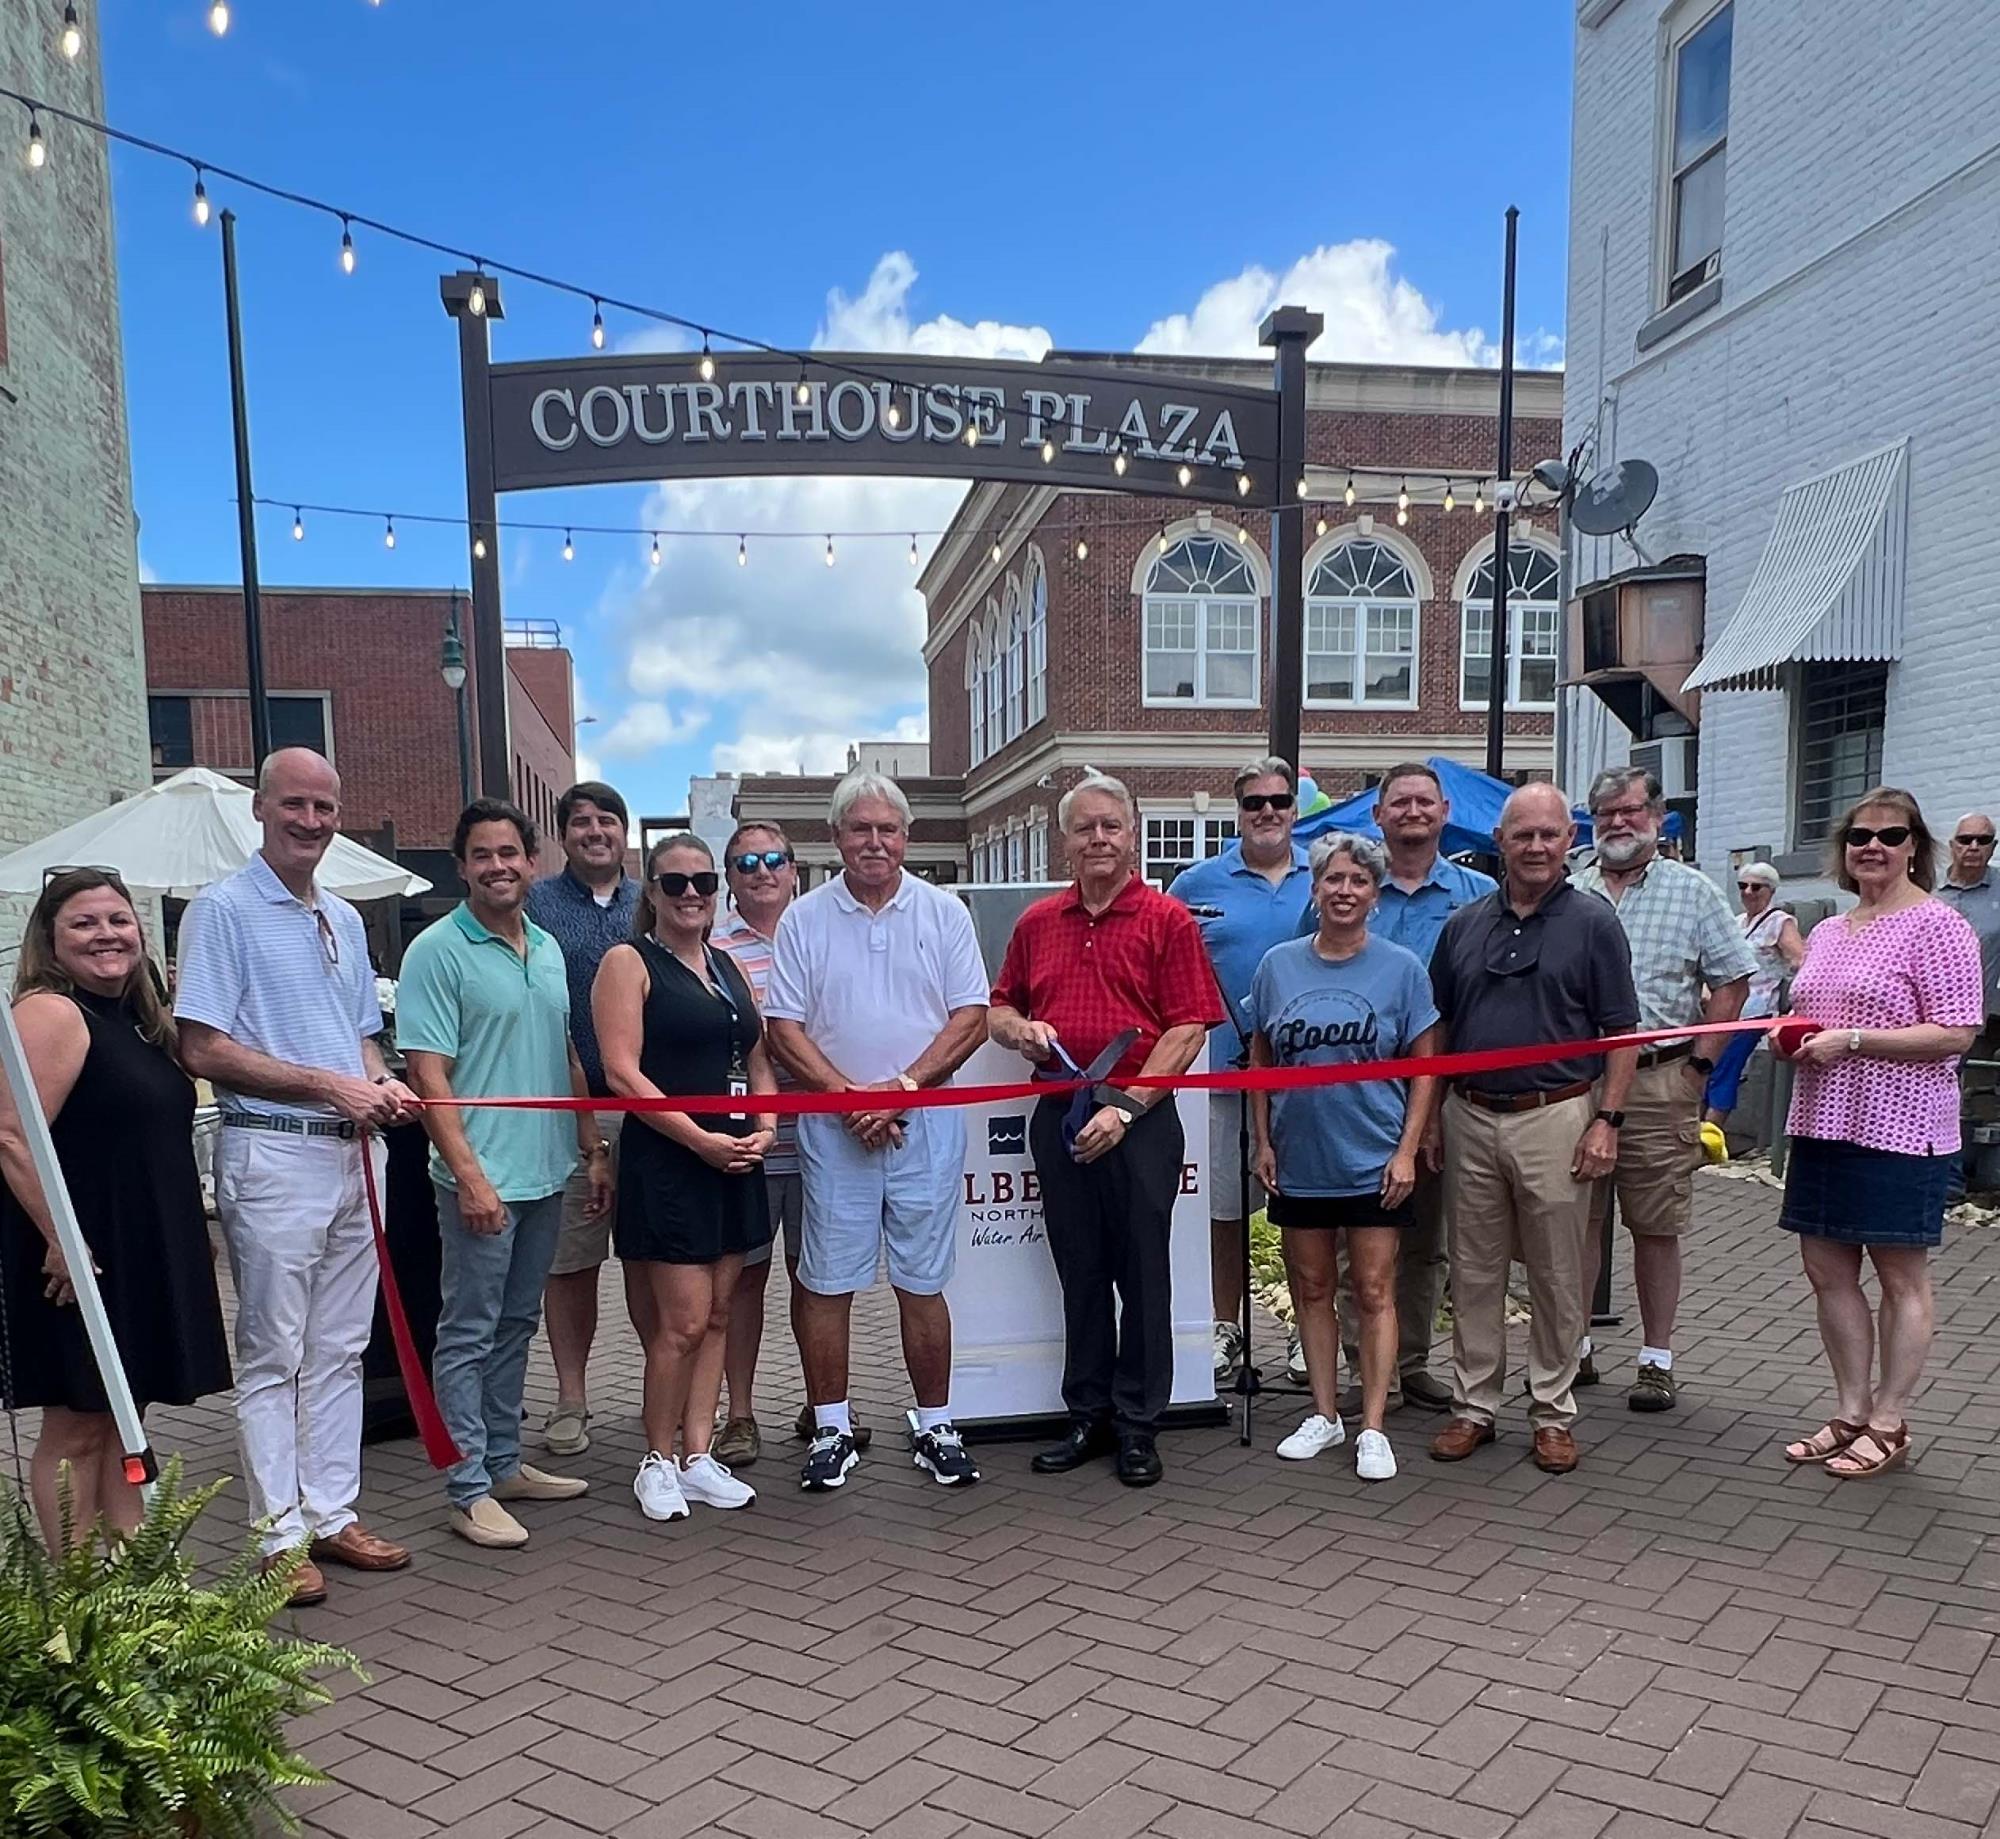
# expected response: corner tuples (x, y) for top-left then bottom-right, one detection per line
(126, 1173), (2000, 1836)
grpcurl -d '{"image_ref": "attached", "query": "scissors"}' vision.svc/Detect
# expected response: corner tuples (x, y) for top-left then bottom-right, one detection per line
(1046, 1028), (1142, 1156)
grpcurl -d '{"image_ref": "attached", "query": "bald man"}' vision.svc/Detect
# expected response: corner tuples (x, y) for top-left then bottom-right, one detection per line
(1425, 785), (1639, 1475)
(177, 748), (418, 1605)
(1938, 810), (2000, 1096)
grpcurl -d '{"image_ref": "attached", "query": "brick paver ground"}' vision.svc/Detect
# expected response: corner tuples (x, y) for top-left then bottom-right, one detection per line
(111, 1171), (2000, 1837)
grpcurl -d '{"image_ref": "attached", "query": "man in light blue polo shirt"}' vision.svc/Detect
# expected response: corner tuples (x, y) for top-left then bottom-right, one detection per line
(1170, 755), (1315, 1386)
(397, 797), (608, 1551)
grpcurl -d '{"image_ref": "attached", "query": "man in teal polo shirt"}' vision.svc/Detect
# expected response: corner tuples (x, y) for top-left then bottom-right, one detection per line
(1170, 756), (1316, 1385)
(398, 797), (610, 1550)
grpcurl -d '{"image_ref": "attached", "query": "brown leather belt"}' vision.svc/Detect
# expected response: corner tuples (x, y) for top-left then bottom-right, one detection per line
(1456, 1079), (1594, 1114)
(1636, 1041), (1693, 1069)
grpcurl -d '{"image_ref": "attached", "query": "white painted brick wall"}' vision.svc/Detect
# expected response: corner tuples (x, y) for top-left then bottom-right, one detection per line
(1564, 0), (2000, 881)
(0, 0), (151, 956)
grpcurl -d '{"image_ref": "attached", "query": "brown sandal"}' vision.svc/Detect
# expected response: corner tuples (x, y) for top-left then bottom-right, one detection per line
(1825, 1422), (1909, 1478)
(1784, 1419), (1865, 1465)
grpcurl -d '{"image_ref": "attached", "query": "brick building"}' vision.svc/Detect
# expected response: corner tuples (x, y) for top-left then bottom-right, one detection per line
(731, 743), (967, 886)
(0, 0), (151, 954)
(141, 586), (577, 954)
(918, 356), (1563, 885)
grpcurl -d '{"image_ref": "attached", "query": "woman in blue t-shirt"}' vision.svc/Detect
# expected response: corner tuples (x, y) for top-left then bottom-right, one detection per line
(1248, 831), (1441, 1481)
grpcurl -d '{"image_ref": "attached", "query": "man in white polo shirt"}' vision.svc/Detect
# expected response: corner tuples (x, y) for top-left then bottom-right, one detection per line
(176, 747), (417, 1607)
(765, 769), (989, 1493)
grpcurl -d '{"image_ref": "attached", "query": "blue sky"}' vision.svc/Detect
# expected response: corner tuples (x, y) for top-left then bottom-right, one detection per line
(102, 0), (1573, 819)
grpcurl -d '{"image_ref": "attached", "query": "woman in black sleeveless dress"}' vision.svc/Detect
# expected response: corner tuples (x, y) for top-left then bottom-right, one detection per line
(0, 870), (231, 1549)
(593, 834), (776, 1522)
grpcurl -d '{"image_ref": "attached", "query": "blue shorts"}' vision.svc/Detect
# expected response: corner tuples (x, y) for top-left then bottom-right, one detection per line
(795, 1108), (965, 1297)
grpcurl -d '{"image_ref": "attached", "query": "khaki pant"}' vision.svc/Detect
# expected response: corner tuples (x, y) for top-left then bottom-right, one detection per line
(1442, 1090), (1596, 1430)
(1338, 1168), (1445, 1381)
(1592, 1059), (1701, 1239)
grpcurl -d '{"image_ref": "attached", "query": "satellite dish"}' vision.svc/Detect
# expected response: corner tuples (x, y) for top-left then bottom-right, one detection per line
(1570, 458), (1659, 537)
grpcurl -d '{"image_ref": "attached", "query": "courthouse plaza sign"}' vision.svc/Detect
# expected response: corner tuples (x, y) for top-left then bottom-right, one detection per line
(486, 352), (1283, 506)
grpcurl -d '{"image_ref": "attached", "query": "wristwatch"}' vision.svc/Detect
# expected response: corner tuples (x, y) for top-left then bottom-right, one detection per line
(1847, 1029), (1863, 1055)
(1097, 1085), (1141, 1127)
(894, 1072), (920, 1094)
(1594, 1109), (1625, 1129)
(586, 1139), (612, 1159)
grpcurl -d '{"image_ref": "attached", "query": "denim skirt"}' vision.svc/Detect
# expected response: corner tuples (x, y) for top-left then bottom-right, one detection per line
(1779, 1135), (1951, 1248)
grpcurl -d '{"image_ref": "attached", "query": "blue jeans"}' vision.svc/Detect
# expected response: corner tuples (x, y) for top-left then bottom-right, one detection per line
(432, 1184), (565, 1508)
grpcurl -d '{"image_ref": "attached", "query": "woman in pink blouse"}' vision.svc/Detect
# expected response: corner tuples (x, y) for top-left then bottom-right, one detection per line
(1778, 788), (1983, 1478)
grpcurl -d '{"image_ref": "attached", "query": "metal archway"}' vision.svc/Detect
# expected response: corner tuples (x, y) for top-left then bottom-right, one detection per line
(442, 270), (1320, 794)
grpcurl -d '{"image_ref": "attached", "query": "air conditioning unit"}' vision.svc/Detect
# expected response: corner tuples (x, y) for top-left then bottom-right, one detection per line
(1631, 734), (1696, 801)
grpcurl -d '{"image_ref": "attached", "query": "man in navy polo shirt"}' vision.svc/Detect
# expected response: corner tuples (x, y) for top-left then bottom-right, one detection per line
(1169, 756), (1314, 1388)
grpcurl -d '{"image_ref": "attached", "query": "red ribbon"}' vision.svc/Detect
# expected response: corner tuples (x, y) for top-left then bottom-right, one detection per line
(359, 1140), (463, 1471)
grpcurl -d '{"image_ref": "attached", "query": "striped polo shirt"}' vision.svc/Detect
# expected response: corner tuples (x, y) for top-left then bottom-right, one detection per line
(712, 907), (798, 1175)
(174, 851), (383, 1120)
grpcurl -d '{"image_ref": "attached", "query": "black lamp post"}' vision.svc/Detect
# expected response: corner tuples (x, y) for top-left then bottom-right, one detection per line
(440, 598), (473, 807)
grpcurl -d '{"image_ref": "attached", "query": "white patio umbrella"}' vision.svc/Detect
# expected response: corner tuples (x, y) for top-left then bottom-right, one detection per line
(0, 765), (431, 901)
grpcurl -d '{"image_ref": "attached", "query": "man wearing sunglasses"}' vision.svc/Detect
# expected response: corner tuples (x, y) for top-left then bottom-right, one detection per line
(1937, 813), (2000, 1099)
(175, 748), (419, 1604)
(1166, 757), (1313, 1392)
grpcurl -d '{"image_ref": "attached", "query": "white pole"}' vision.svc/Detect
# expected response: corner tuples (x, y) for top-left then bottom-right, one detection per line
(0, 995), (155, 1507)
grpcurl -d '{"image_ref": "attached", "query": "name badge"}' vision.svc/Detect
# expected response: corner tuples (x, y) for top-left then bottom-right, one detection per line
(727, 1071), (749, 1122)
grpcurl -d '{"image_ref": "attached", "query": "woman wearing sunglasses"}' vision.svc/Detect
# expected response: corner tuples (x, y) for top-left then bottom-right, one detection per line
(1700, 862), (1805, 1135)
(0, 869), (231, 1550)
(1777, 789), (1983, 1477)
(593, 834), (777, 1524)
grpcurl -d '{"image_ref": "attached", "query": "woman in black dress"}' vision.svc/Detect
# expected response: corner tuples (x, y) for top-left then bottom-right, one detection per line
(594, 834), (776, 1523)
(0, 869), (231, 1549)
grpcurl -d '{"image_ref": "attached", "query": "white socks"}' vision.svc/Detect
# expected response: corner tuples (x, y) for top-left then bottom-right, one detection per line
(814, 1401), (852, 1435)
(915, 1404), (953, 1433)
(1640, 1346), (1674, 1371)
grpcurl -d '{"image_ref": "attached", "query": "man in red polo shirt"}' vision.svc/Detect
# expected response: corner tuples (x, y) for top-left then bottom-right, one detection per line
(990, 772), (1222, 1485)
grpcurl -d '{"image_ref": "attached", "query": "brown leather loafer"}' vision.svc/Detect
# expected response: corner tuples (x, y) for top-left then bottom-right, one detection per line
(1429, 1417), (1497, 1461)
(310, 1523), (412, 1572)
(262, 1552), (328, 1607)
(1532, 1427), (1580, 1473)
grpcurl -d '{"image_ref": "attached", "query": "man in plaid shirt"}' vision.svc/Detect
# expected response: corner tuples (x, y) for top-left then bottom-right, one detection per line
(1575, 766), (1755, 1412)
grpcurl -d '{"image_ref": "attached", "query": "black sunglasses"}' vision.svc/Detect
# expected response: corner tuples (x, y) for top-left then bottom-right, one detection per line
(1955, 833), (1997, 847)
(41, 862), (124, 889)
(730, 850), (791, 875)
(1843, 825), (1911, 849)
(654, 870), (720, 898)
(1240, 793), (1296, 813)
(1736, 881), (1764, 893)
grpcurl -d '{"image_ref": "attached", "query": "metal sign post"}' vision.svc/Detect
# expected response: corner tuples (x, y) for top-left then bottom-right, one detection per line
(0, 998), (154, 1504)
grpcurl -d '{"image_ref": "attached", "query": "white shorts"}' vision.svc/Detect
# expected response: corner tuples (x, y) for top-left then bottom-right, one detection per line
(1208, 1092), (1267, 1220)
(795, 1107), (965, 1297)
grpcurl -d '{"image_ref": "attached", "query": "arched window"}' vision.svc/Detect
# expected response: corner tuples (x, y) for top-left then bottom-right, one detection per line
(982, 605), (1005, 751)
(1460, 542), (1561, 710)
(1004, 582), (1026, 742)
(1142, 535), (1260, 705)
(965, 628), (986, 766)
(1305, 539), (1420, 707)
(1025, 553), (1048, 726)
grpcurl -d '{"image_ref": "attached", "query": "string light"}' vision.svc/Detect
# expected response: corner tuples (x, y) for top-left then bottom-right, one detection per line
(1112, 443), (1127, 477)
(964, 418), (979, 448)
(27, 111), (46, 169)
(590, 299), (605, 349)
(291, 507), (304, 541)
(60, 4), (82, 59)
(1075, 538), (1088, 561)
(472, 533), (487, 559)
(1474, 482), (1486, 514)
(1158, 529), (1169, 554)
(339, 216), (355, 274)
(908, 533), (919, 567)
(1343, 473), (1356, 508)
(1296, 478), (1308, 499)
(1040, 437), (1055, 463)
(884, 398), (901, 429)
(1315, 514), (1328, 538)
(824, 535), (835, 568)
(649, 532), (661, 567)
(991, 539), (1002, 564)
(1443, 480), (1456, 512)
(698, 335), (715, 383)
(736, 535), (747, 567)
(1396, 503), (1409, 527)
(562, 530), (574, 562)
(467, 279), (487, 317)
(383, 517), (396, 550)
(192, 168), (210, 226)
(794, 369), (811, 406)
(207, 1), (229, 35)
(1236, 471), (1252, 498)
(1396, 479), (1410, 512)
(1176, 463), (1192, 488)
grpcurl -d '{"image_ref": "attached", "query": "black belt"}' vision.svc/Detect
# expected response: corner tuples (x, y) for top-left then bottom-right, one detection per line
(219, 1110), (360, 1141)
(1636, 1041), (1693, 1069)
(1456, 1079), (1595, 1114)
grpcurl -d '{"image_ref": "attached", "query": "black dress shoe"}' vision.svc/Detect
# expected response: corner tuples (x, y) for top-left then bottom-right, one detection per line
(1031, 1418), (1117, 1474)
(1116, 1433), (1163, 1488)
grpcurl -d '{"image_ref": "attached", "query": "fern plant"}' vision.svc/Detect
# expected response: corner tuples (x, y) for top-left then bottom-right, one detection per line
(0, 1459), (360, 1837)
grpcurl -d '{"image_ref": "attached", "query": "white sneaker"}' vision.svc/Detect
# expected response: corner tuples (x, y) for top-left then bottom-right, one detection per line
(1355, 1428), (1398, 1481)
(633, 1450), (689, 1522)
(678, 1451), (756, 1510)
(1213, 1319), (1244, 1381)
(1285, 1330), (1309, 1385)
(1276, 1413), (1347, 1460)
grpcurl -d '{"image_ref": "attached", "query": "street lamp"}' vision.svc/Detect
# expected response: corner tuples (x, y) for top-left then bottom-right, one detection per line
(441, 600), (473, 806)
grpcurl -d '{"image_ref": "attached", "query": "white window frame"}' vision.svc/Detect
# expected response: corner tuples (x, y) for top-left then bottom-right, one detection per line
(1004, 582), (1026, 742)
(1303, 537), (1422, 711)
(1025, 551), (1048, 726)
(1659, 0), (1733, 307)
(1142, 810), (1233, 890)
(1005, 825), (1025, 883)
(964, 633), (986, 767)
(1028, 817), (1049, 882)
(981, 605), (1005, 757)
(1458, 541), (1562, 712)
(1140, 533), (1263, 709)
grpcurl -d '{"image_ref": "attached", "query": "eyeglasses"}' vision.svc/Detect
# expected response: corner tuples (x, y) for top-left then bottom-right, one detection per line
(41, 862), (123, 889)
(1239, 793), (1296, 813)
(655, 871), (720, 898)
(1591, 801), (1653, 824)
(730, 850), (791, 875)
(313, 907), (340, 968)
(1843, 825), (1911, 849)
(1955, 833), (1997, 847)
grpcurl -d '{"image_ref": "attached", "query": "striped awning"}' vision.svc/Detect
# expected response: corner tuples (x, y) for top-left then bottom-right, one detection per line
(1683, 438), (1910, 693)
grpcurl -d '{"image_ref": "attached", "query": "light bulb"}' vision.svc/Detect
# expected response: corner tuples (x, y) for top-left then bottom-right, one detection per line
(562, 531), (574, 562)
(649, 534), (661, 568)
(1176, 462), (1192, 488)
(736, 536), (747, 567)
(885, 399), (901, 429)
(698, 338), (715, 382)
(1237, 471), (1252, 498)
(1474, 484), (1486, 513)
(990, 540), (1002, 564)
(964, 419), (979, 448)
(60, 3), (82, 58)
(1396, 480), (1410, 512)
(1236, 526), (1248, 545)
(339, 222), (355, 274)
(384, 518), (396, 550)
(1315, 514), (1328, 538)
(468, 281), (487, 317)
(27, 115), (46, 169)
(291, 509), (304, 541)
(1343, 474), (1356, 508)
(824, 536), (835, 568)
(795, 375), (811, 405)
(1075, 539), (1088, 561)
(1158, 530), (1169, 554)
(1112, 447), (1127, 476)
(1396, 504), (1409, 528)
(1443, 481), (1456, 512)
(473, 535), (487, 560)
(208, 0), (229, 34)
(1296, 478), (1308, 500)
(193, 173), (210, 226)
(591, 301), (604, 349)
(1041, 437), (1055, 463)
(908, 534), (919, 567)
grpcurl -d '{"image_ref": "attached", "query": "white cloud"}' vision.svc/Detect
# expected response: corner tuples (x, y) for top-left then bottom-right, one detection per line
(595, 699), (710, 758)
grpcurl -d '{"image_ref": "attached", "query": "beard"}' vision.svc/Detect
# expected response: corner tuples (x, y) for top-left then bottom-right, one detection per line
(1597, 832), (1653, 868)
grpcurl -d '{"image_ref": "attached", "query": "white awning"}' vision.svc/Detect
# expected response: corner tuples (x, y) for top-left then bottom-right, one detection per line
(1683, 438), (1909, 692)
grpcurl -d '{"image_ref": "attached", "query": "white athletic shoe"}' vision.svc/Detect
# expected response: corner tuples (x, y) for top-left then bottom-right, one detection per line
(1285, 1330), (1309, 1385)
(633, 1450), (689, 1522)
(678, 1452), (756, 1510)
(1355, 1428), (1398, 1482)
(1276, 1413), (1347, 1461)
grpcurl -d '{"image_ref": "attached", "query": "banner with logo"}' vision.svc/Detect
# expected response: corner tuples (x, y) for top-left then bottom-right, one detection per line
(943, 1039), (1217, 1424)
